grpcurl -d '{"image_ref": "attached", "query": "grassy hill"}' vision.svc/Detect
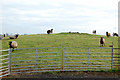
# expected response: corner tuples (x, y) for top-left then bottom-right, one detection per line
(1, 33), (119, 72)
(1, 33), (118, 49)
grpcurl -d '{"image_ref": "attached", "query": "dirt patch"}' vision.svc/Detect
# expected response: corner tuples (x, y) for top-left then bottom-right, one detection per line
(2, 71), (120, 79)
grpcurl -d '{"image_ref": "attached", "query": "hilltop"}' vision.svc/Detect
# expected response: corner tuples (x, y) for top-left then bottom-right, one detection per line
(1, 33), (118, 50)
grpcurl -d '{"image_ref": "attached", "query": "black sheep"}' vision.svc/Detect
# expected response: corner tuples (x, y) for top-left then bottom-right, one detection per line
(100, 37), (105, 46)
(9, 34), (19, 39)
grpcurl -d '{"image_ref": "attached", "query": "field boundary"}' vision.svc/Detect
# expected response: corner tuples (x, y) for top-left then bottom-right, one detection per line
(1, 47), (120, 78)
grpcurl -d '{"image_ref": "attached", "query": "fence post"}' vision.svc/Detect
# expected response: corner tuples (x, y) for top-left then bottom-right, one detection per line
(8, 49), (11, 74)
(111, 48), (113, 71)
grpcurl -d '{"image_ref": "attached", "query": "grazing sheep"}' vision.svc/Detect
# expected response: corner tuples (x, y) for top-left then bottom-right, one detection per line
(51, 29), (53, 33)
(100, 37), (105, 46)
(106, 32), (110, 37)
(9, 41), (18, 52)
(9, 34), (18, 39)
(47, 29), (53, 34)
(93, 30), (96, 34)
(113, 32), (118, 37)
(68, 32), (79, 34)
(3, 34), (6, 37)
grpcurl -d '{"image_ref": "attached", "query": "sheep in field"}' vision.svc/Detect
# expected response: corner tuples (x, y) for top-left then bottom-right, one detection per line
(106, 32), (110, 37)
(9, 34), (19, 39)
(3, 34), (6, 37)
(92, 30), (96, 34)
(9, 41), (18, 52)
(113, 32), (118, 37)
(51, 29), (53, 33)
(100, 37), (105, 46)
(47, 29), (53, 34)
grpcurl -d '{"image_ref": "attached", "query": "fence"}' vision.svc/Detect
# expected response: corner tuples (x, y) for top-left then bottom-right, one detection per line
(112, 48), (120, 69)
(1, 47), (120, 78)
(63, 47), (113, 71)
(0, 50), (10, 79)
(10, 47), (62, 73)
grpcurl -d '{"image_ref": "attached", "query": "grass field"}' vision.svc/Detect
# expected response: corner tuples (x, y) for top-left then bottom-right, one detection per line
(1, 33), (119, 49)
(1, 33), (119, 73)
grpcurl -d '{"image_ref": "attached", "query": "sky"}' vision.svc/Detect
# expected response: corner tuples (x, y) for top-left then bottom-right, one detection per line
(1, 0), (120, 35)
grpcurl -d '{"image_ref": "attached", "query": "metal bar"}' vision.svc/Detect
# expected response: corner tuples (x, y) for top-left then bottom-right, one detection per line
(13, 47), (62, 50)
(65, 55), (111, 57)
(64, 65), (111, 67)
(0, 65), (9, 69)
(11, 66), (36, 69)
(11, 65), (61, 69)
(0, 73), (9, 77)
(64, 47), (112, 49)
(1, 58), (9, 61)
(65, 59), (111, 60)
(65, 62), (112, 64)
(64, 52), (112, 54)
(0, 68), (9, 71)
(37, 55), (61, 58)
(61, 47), (63, 71)
(11, 52), (61, 55)
(11, 55), (61, 58)
(64, 67), (111, 69)
(12, 60), (35, 62)
(12, 68), (36, 72)
(0, 62), (8, 64)
(14, 70), (61, 73)
(12, 62), (61, 66)
(61, 70), (88, 72)
(0, 54), (9, 57)
(38, 67), (61, 70)
(0, 71), (9, 74)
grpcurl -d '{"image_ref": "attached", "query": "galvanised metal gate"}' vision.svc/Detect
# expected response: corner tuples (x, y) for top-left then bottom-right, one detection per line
(63, 47), (113, 71)
(2, 47), (114, 76)
(9, 47), (62, 74)
(0, 50), (10, 79)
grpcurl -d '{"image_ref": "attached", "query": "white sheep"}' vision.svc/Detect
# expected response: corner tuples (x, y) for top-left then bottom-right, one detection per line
(9, 41), (18, 52)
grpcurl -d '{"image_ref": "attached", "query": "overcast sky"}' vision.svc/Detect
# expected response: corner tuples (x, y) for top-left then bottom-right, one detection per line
(1, 0), (119, 35)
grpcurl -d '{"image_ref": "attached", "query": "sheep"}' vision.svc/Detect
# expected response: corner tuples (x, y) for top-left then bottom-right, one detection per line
(9, 34), (18, 39)
(3, 34), (6, 37)
(113, 32), (118, 37)
(106, 32), (110, 37)
(47, 30), (51, 34)
(100, 37), (105, 46)
(47, 29), (53, 34)
(93, 30), (96, 34)
(51, 29), (53, 33)
(9, 41), (18, 52)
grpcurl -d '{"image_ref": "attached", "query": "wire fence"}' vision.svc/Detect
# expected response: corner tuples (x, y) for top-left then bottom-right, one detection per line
(1, 47), (120, 78)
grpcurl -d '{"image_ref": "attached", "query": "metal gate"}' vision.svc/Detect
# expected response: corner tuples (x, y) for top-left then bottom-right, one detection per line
(63, 47), (113, 71)
(0, 50), (10, 79)
(9, 47), (62, 73)
(1, 47), (116, 77)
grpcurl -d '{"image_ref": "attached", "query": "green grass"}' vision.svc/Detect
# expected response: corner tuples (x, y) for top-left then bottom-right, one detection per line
(1, 33), (119, 72)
